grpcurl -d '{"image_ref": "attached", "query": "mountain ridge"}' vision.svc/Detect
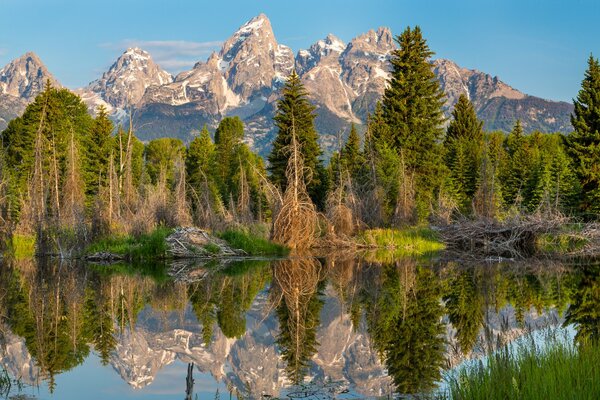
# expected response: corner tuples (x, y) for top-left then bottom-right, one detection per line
(0, 14), (574, 152)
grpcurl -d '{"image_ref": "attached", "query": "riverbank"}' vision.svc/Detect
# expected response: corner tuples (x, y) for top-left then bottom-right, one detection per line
(7, 218), (600, 262)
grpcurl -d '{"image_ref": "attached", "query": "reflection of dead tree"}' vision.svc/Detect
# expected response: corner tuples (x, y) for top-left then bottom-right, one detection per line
(271, 121), (318, 250)
(271, 258), (324, 383)
(185, 362), (194, 400)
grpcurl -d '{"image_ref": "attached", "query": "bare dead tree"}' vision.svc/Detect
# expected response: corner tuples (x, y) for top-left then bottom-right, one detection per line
(172, 156), (192, 227)
(271, 118), (319, 250)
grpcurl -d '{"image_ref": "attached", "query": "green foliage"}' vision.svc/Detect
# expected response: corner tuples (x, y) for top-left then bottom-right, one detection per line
(382, 26), (446, 220)
(84, 105), (114, 199)
(268, 70), (328, 208)
(217, 228), (289, 256)
(445, 94), (484, 213)
(567, 55), (600, 215)
(9, 234), (36, 258)
(443, 269), (484, 355)
(85, 226), (172, 261)
(144, 137), (186, 185)
(564, 264), (600, 346)
(1, 82), (93, 220)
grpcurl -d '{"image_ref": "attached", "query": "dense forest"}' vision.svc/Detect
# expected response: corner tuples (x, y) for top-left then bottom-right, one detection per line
(0, 26), (599, 254)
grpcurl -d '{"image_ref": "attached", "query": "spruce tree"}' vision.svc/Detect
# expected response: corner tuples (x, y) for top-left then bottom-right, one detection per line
(381, 26), (446, 220)
(502, 120), (531, 207)
(85, 105), (114, 199)
(186, 125), (216, 190)
(567, 55), (600, 215)
(340, 123), (364, 179)
(445, 94), (484, 212)
(214, 116), (244, 199)
(268, 70), (327, 208)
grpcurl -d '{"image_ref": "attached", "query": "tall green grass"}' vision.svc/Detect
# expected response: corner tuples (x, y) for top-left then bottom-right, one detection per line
(358, 227), (445, 256)
(444, 333), (600, 399)
(85, 227), (172, 261)
(217, 229), (289, 256)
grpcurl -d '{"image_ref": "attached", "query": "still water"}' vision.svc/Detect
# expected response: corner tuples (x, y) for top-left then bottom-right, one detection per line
(0, 254), (594, 399)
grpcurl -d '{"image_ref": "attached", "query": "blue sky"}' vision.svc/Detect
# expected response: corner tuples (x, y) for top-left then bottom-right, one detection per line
(0, 0), (598, 102)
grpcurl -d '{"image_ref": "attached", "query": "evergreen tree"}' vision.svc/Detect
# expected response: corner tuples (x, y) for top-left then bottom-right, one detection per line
(268, 70), (327, 208)
(567, 55), (600, 215)
(445, 94), (484, 212)
(214, 116), (244, 192)
(186, 125), (216, 189)
(474, 132), (505, 218)
(382, 26), (446, 220)
(144, 138), (186, 186)
(85, 105), (114, 199)
(340, 123), (365, 181)
(1, 82), (93, 223)
(502, 120), (531, 207)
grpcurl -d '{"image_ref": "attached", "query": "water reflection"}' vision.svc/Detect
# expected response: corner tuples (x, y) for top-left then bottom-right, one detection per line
(0, 255), (596, 399)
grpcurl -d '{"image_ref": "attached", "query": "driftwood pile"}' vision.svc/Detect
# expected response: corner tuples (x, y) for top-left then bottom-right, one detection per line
(438, 214), (567, 259)
(166, 227), (244, 258)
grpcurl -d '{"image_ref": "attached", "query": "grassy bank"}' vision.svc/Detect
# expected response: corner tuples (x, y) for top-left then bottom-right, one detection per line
(85, 227), (172, 261)
(443, 335), (600, 399)
(358, 227), (445, 256)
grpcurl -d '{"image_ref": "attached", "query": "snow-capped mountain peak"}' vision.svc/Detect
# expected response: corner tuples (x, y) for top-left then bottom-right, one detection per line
(82, 47), (173, 111)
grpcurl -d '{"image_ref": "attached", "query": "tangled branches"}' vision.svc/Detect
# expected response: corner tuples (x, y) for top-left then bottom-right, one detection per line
(438, 213), (568, 259)
(271, 126), (318, 250)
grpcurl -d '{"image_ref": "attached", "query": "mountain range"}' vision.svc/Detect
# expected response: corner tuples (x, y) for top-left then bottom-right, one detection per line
(0, 13), (574, 155)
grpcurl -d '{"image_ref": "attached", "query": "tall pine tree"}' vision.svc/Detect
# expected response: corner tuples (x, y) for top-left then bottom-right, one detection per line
(268, 70), (327, 208)
(445, 94), (484, 213)
(567, 55), (600, 215)
(381, 26), (446, 220)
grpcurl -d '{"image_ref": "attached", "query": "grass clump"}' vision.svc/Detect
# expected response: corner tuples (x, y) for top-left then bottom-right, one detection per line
(444, 334), (600, 399)
(85, 227), (172, 261)
(218, 228), (289, 256)
(358, 227), (445, 256)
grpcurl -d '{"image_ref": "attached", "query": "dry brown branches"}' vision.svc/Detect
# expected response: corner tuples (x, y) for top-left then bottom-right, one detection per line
(271, 125), (318, 250)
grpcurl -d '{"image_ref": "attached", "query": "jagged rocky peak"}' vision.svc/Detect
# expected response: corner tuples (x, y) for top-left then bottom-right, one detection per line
(0, 51), (60, 100)
(218, 13), (293, 99)
(432, 58), (526, 111)
(85, 47), (173, 109)
(296, 33), (346, 74)
(343, 26), (395, 58)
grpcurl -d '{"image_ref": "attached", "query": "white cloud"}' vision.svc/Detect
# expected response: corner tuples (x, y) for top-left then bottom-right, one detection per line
(100, 39), (222, 74)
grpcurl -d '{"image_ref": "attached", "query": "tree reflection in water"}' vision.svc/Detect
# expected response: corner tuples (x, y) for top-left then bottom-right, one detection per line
(0, 255), (597, 398)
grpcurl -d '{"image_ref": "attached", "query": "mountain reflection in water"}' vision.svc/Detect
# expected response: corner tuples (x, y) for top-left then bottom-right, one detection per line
(0, 255), (596, 399)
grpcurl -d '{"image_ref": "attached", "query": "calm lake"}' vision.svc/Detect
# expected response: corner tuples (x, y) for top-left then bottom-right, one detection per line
(0, 254), (594, 399)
